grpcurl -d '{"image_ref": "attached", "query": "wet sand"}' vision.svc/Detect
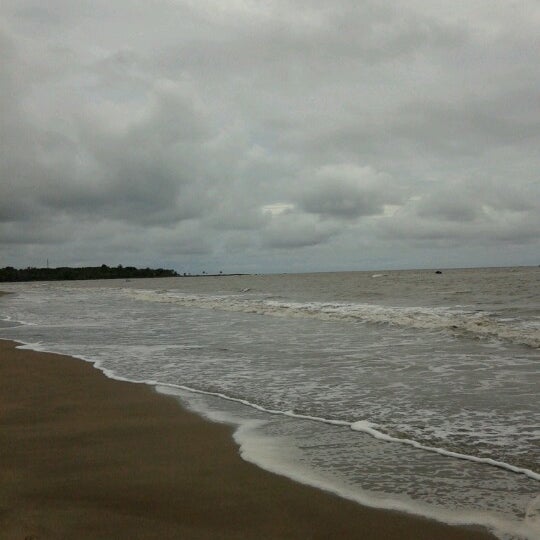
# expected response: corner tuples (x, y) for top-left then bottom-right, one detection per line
(0, 339), (496, 539)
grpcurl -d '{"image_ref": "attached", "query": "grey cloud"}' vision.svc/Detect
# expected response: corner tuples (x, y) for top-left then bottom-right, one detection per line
(415, 178), (539, 224)
(297, 164), (402, 219)
(416, 192), (481, 222)
(1, 47), (217, 228)
(379, 192), (540, 247)
(261, 210), (340, 249)
(0, 213), (93, 245)
(1, 1), (539, 271)
(158, 0), (466, 85)
(207, 204), (267, 232)
(393, 93), (540, 157)
(120, 223), (214, 257)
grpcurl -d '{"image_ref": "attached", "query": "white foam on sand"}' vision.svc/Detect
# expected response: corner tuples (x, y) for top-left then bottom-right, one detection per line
(155, 384), (540, 540)
(2, 336), (538, 540)
(9, 337), (540, 484)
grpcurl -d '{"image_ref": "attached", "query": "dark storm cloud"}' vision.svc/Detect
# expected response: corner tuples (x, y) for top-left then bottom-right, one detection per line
(1, 1), (539, 271)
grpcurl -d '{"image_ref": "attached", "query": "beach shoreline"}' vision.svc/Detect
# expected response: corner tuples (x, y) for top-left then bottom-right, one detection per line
(0, 338), (496, 539)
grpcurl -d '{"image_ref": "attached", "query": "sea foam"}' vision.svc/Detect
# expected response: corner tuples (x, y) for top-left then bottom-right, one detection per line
(127, 289), (540, 348)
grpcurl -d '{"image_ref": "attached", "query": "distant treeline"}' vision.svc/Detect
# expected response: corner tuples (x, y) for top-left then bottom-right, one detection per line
(0, 265), (179, 282)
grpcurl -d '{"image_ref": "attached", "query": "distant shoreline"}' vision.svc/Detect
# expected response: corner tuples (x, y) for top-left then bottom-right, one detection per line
(0, 265), (257, 282)
(0, 265), (178, 282)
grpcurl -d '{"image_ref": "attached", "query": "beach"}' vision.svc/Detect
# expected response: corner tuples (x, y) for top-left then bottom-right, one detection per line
(0, 338), (496, 539)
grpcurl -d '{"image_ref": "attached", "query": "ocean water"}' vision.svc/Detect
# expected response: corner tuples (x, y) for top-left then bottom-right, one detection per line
(0, 267), (539, 539)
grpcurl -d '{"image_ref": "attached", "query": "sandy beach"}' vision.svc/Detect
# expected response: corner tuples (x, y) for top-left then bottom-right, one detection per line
(0, 338), (496, 539)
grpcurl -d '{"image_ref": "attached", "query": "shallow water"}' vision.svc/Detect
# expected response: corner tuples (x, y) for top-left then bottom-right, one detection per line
(1, 267), (539, 539)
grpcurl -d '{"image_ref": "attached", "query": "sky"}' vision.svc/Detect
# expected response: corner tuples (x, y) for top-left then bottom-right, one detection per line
(1, 1), (539, 274)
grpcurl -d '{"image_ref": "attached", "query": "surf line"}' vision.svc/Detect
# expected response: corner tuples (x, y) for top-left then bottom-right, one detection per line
(127, 288), (540, 349)
(6, 335), (539, 484)
(156, 381), (540, 482)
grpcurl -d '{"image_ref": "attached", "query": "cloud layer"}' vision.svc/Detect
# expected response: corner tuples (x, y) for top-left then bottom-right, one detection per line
(1, 1), (539, 272)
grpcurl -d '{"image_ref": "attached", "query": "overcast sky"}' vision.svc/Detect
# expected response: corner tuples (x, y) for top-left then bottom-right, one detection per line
(1, 1), (539, 273)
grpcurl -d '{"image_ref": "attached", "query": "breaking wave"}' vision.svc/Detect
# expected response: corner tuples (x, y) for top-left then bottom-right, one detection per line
(127, 289), (540, 349)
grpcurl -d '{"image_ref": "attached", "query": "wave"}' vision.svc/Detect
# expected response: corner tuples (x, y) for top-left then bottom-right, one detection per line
(6, 334), (539, 482)
(127, 289), (540, 349)
(8, 333), (540, 485)
(157, 385), (540, 540)
(155, 383), (540, 481)
(4, 334), (539, 539)
(1, 314), (36, 327)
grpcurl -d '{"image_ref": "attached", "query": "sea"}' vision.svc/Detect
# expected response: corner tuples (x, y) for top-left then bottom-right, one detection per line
(1, 266), (539, 539)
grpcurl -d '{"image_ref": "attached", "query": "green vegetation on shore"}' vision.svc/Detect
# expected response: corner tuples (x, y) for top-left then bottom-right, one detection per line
(0, 265), (178, 282)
